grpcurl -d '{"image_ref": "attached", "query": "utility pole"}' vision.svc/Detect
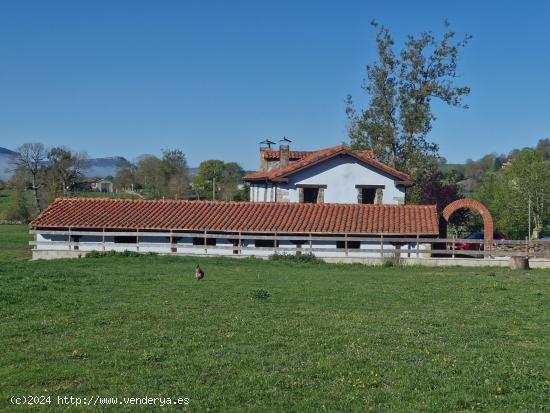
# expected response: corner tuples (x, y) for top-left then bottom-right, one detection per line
(212, 177), (216, 201)
(528, 195), (532, 240)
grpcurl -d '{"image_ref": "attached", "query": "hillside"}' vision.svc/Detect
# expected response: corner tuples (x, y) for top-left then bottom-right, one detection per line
(0, 147), (15, 180)
(0, 147), (200, 180)
(0, 147), (127, 180)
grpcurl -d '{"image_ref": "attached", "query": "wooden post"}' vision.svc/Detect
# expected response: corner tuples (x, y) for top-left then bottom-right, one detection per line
(102, 228), (105, 251)
(452, 235), (455, 259)
(170, 230), (175, 253)
(345, 233), (348, 257)
(274, 232), (278, 253)
(380, 233), (384, 258)
(309, 233), (312, 252)
(68, 227), (72, 250)
(136, 228), (140, 253)
(204, 230), (208, 253)
(416, 234), (420, 258)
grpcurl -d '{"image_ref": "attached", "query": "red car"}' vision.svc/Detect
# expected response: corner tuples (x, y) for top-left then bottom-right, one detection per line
(453, 232), (507, 251)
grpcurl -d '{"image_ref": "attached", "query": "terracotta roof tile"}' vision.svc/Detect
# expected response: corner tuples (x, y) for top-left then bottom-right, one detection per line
(31, 198), (438, 235)
(243, 144), (411, 184)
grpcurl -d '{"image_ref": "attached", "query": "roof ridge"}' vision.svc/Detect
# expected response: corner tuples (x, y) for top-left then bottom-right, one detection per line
(244, 143), (412, 183)
(50, 197), (435, 209)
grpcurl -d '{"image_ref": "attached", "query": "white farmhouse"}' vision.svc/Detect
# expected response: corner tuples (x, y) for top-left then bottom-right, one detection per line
(29, 141), (440, 262)
(243, 143), (413, 205)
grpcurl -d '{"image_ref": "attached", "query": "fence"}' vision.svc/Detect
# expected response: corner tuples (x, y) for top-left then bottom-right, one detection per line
(29, 229), (550, 259)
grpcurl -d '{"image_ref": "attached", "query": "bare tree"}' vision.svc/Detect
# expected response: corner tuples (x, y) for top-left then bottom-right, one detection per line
(11, 143), (47, 212)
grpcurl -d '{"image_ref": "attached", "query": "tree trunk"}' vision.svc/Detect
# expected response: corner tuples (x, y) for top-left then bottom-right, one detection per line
(509, 256), (529, 270)
(32, 173), (42, 212)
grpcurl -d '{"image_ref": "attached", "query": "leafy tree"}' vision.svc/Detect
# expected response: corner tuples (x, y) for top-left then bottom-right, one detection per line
(46, 147), (88, 195)
(133, 149), (191, 199)
(477, 150), (550, 239)
(535, 138), (550, 160)
(346, 20), (471, 176)
(161, 149), (190, 199)
(2, 188), (30, 222)
(114, 160), (138, 192)
(193, 160), (245, 200)
(135, 156), (166, 199)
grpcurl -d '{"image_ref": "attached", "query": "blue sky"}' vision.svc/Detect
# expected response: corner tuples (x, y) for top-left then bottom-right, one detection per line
(0, 0), (548, 169)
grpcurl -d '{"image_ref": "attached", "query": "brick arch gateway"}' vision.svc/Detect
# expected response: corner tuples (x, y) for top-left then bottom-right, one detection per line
(442, 198), (494, 244)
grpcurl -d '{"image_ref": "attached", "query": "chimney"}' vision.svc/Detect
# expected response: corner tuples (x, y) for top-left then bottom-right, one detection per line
(259, 139), (275, 171)
(278, 137), (292, 168)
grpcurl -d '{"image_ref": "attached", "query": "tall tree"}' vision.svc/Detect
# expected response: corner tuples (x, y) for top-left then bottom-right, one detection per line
(161, 149), (190, 199)
(535, 138), (550, 160)
(346, 21), (471, 175)
(114, 159), (137, 192)
(46, 146), (88, 195)
(193, 160), (245, 201)
(11, 143), (47, 212)
(477, 150), (550, 239)
(133, 149), (191, 199)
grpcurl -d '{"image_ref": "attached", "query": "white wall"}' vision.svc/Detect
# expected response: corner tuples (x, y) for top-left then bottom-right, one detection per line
(250, 155), (406, 204)
(35, 233), (427, 258)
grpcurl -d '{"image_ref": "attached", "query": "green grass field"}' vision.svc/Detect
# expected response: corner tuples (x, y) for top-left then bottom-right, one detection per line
(0, 190), (12, 214)
(0, 224), (32, 261)
(1, 225), (550, 412)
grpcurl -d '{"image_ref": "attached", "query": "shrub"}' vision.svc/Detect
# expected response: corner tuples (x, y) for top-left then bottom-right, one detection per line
(2, 190), (30, 222)
(270, 252), (322, 264)
(250, 289), (270, 300)
(381, 253), (401, 267)
(85, 250), (157, 258)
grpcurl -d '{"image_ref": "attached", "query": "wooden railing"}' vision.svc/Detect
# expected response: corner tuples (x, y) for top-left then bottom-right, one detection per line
(29, 229), (550, 259)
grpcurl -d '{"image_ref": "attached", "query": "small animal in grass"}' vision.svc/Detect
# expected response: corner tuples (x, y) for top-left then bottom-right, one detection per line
(195, 265), (205, 281)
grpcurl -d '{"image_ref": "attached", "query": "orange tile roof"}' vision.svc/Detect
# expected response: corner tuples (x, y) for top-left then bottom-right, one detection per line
(263, 150), (314, 161)
(244, 144), (411, 184)
(31, 198), (438, 235)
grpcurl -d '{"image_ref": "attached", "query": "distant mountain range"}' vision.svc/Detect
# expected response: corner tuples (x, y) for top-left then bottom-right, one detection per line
(0, 148), (16, 180)
(0, 147), (199, 181)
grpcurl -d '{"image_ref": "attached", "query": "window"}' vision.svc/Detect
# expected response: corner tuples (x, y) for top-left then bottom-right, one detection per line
(303, 187), (319, 203)
(255, 239), (279, 248)
(336, 240), (361, 249)
(298, 185), (326, 204)
(360, 188), (376, 204)
(114, 236), (137, 244)
(356, 185), (385, 204)
(193, 237), (216, 246)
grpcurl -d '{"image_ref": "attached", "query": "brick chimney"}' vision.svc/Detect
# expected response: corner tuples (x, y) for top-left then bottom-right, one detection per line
(278, 137), (292, 168)
(279, 144), (289, 168)
(258, 139), (275, 171)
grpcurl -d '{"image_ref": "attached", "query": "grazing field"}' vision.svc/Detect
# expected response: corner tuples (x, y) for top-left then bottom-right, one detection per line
(0, 190), (10, 213)
(1, 226), (550, 411)
(0, 224), (31, 261)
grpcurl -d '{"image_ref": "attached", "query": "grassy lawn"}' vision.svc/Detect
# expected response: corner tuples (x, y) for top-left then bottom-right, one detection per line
(1, 226), (549, 411)
(0, 189), (11, 214)
(0, 224), (31, 261)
